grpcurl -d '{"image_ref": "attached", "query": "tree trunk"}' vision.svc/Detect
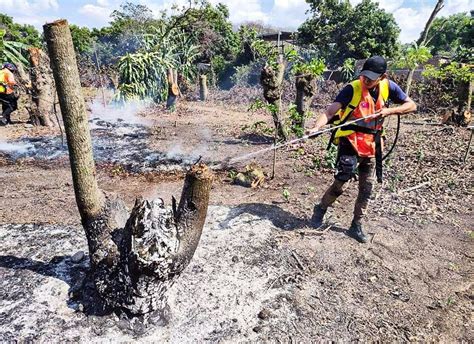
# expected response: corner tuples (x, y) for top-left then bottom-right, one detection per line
(406, 0), (444, 96)
(29, 47), (57, 126)
(260, 61), (288, 141)
(452, 78), (473, 126)
(166, 68), (178, 110)
(44, 20), (103, 221)
(44, 19), (213, 318)
(295, 73), (316, 130)
(199, 74), (208, 101)
(416, 0), (445, 47)
(405, 69), (415, 97)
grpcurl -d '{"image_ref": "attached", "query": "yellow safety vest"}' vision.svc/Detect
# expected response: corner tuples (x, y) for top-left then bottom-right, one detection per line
(0, 69), (14, 94)
(333, 78), (389, 143)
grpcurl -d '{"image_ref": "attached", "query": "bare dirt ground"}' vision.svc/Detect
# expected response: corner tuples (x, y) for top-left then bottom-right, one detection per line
(0, 93), (473, 342)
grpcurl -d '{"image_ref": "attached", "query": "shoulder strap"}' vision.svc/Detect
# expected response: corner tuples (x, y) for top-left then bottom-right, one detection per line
(379, 79), (389, 102)
(339, 79), (361, 121)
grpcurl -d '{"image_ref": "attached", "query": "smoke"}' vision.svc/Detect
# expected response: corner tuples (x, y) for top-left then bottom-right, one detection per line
(0, 141), (35, 156)
(89, 97), (152, 128)
(164, 127), (213, 164)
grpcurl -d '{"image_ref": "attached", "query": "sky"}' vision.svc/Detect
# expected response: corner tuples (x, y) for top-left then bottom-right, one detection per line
(1, 0), (472, 43)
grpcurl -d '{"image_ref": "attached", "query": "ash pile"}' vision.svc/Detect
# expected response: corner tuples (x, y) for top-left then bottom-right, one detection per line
(0, 116), (205, 173)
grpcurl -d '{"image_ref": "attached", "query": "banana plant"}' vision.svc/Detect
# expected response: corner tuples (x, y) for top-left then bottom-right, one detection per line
(0, 29), (29, 66)
(116, 25), (199, 102)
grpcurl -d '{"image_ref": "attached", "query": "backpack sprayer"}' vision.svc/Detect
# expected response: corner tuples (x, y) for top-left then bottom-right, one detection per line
(210, 112), (384, 170)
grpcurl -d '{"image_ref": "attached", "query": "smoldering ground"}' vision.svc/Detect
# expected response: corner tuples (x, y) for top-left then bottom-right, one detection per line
(1, 204), (471, 342)
(0, 98), (218, 172)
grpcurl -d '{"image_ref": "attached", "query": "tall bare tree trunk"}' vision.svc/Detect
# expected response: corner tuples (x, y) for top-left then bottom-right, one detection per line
(29, 47), (57, 126)
(44, 19), (213, 318)
(416, 0), (445, 47)
(199, 74), (208, 101)
(406, 0), (444, 96)
(294, 73), (316, 131)
(260, 59), (288, 141)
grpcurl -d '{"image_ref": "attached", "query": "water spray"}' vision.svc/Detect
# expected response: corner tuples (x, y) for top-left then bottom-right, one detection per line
(210, 113), (382, 170)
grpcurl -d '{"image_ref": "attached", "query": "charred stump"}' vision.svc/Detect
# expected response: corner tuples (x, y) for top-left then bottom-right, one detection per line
(260, 61), (288, 141)
(85, 165), (212, 316)
(29, 47), (57, 126)
(442, 75), (473, 127)
(294, 73), (316, 130)
(44, 19), (213, 318)
(199, 74), (208, 101)
(166, 68), (179, 110)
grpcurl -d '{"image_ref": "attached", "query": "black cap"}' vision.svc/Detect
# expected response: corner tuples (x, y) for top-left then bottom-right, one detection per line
(360, 56), (387, 80)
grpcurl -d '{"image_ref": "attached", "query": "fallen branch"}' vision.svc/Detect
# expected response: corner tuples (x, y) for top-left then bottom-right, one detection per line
(402, 121), (443, 126)
(398, 181), (431, 194)
(291, 250), (306, 271)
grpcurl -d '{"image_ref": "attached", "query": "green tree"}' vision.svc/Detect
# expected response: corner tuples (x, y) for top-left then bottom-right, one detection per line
(91, 2), (162, 65)
(427, 12), (473, 56)
(70, 25), (94, 54)
(167, 2), (240, 62)
(0, 14), (41, 47)
(393, 43), (432, 95)
(298, 0), (400, 66)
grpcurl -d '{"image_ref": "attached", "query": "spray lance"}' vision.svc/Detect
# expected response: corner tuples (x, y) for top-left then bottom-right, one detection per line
(210, 112), (389, 170)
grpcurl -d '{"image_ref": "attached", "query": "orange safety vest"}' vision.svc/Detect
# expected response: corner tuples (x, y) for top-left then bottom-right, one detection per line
(0, 68), (15, 94)
(333, 77), (389, 157)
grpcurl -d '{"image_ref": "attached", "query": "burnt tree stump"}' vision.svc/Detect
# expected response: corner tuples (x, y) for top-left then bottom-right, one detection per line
(44, 19), (213, 317)
(29, 47), (57, 126)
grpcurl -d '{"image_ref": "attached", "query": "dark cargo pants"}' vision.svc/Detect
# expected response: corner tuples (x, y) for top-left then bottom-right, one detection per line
(319, 139), (375, 224)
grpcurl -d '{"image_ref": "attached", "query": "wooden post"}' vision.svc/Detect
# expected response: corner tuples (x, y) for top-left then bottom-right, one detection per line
(199, 74), (208, 101)
(166, 68), (178, 110)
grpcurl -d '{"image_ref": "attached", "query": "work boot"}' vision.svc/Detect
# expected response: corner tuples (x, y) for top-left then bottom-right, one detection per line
(347, 221), (368, 243)
(310, 204), (327, 229)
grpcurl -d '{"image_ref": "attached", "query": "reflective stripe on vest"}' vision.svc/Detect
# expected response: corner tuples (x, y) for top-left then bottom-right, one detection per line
(0, 71), (7, 93)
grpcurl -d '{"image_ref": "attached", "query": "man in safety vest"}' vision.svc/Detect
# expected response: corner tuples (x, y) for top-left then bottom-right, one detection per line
(308, 56), (416, 243)
(0, 62), (18, 125)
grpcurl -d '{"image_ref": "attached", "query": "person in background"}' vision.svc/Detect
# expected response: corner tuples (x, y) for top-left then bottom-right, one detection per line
(0, 62), (18, 125)
(308, 56), (416, 243)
